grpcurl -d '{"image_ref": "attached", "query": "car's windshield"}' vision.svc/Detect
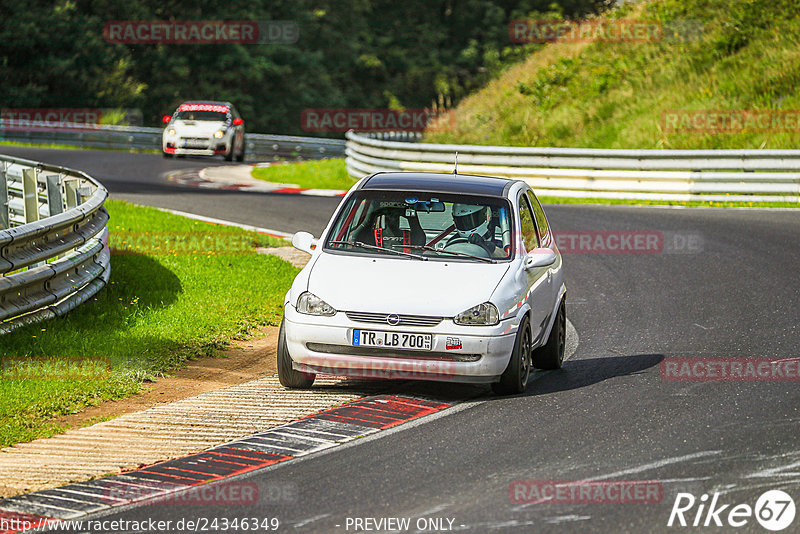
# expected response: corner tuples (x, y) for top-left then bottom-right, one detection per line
(325, 190), (513, 261)
(173, 110), (228, 122)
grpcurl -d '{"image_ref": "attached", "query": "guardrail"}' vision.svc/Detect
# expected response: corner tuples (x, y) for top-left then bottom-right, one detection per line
(0, 155), (109, 334)
(1, 121), (346, 161)
(345, 131), (800, 202)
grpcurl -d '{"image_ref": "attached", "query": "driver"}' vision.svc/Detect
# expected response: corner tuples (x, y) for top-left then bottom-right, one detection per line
(450, 203), (500, 256)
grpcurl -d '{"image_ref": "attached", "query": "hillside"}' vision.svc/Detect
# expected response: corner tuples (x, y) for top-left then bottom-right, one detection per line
(424, 0), (800, 149)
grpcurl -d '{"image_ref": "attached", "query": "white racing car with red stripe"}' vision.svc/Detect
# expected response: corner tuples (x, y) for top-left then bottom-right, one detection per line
(279, 171), (566, 395)
(162, 101), (245, 161)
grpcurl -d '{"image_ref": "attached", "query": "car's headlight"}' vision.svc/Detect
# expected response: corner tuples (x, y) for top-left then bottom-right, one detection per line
(168, 129), (176, 136)
(296, 291), (336, 316)
(213, 130), (225, 138)
(454, 302), (499, 326)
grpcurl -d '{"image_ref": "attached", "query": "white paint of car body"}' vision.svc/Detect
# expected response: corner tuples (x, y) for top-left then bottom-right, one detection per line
(283, 177), (566, 384)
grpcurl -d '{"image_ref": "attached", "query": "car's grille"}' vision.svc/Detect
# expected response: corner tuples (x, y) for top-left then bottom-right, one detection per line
(345, 311), (443, 327)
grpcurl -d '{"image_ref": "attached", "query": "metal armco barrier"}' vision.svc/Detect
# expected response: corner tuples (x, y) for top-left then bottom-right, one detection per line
(0, 121), (345, 161)
(0, 155), (110, 334)
(345, 131), (800, 202)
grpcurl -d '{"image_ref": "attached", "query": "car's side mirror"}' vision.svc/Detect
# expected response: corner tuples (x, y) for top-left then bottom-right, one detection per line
(232, 118), (244, 126)
(524, 248), (556, 270)
(162, 115), (171, 124)
(292, 231), (315, 254)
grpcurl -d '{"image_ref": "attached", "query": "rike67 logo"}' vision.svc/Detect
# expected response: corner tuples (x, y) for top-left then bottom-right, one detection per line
(668, 490), (796, 531)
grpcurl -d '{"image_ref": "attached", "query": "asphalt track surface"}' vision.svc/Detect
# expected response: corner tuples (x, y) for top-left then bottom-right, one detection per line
(4, 146), (800, 533)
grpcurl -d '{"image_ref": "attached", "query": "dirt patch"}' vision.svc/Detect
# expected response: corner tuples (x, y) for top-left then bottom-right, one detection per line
(52, 326), (280, 431)
(257, 246), (311, 268)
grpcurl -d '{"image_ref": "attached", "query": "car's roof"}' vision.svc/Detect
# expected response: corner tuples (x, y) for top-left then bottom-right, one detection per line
(178, 100), (233, 107)
(359, 172), (519, 197)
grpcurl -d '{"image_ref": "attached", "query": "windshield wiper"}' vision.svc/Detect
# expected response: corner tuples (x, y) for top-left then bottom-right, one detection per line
(394, 244), (496, 263)
(328, 240), (427, 260)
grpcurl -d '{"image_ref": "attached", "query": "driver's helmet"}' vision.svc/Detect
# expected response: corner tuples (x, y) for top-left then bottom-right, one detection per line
(452, 204), (490, 238)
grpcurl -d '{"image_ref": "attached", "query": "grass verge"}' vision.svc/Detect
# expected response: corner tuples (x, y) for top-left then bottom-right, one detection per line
(539, 196), (800, 209)
(0, 140), (159, 154)
(251, 158), (355, 190)
(0, 200), (295, 448)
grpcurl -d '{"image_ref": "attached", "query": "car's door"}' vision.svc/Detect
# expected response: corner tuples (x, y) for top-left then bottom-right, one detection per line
(527, 190), (559, 308)
(517, 190), (551, 343)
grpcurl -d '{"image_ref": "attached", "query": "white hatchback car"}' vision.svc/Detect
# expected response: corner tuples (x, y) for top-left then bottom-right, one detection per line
(162, 101), (245, 161)
(280, 172), (566, 394)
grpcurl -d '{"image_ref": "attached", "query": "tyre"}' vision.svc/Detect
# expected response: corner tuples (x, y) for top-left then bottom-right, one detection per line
(532, 300), (566, 370)
(162, 151), (173, 158)
(277, 318), (315, 388)
(224, 143), (234, 161)
(235, 141), (245, 162)
(492, 316), (532, 395)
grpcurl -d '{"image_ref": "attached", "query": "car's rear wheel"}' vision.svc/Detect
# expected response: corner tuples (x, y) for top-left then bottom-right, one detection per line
(277, 318), (315, 389)
(492, 315), (531, 395)
(532, 300), (566, 370)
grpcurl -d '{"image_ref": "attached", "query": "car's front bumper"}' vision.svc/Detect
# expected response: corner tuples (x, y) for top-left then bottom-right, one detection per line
(163, 146), (227, 156)
(283, 305), (518, 384)
(163, 134), (230, 156)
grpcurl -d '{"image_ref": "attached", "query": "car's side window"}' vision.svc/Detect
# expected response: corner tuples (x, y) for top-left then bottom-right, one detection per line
(518, 193), (539, 253)
(526, 191), (550, 247)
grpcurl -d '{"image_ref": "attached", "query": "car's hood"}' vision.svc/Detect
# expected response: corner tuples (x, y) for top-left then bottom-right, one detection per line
(169, 120), (227, 135)
(307, 252), (510, 316)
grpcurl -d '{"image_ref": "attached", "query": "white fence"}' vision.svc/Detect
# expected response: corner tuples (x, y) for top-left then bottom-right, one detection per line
(1, 121), (345, 161)
(345, 131), (800, 202)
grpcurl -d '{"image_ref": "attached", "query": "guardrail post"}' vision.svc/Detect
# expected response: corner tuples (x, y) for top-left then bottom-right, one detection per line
(22, 168), (39, 224)
(45, 173), (64, 216)
(0, 162), (8, 230)
(64, 179), (80, 209)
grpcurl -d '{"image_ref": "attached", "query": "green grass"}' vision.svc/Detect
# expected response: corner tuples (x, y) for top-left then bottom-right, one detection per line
(251, 158), (356, 190)
(0, 140), (159, 153)
(0, 200), (296, 447)
(424, 0), (800, 150)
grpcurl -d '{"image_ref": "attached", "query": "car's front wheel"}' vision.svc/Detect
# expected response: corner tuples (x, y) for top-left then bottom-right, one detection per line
(532, 300), (566, 370)
(492, 315), (531, 395)
(162, 151), (173, 158)
(277, 318), (315, 389)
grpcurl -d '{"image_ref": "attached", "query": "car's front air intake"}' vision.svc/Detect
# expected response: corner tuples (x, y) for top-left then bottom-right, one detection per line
(345, 311), (443, 327)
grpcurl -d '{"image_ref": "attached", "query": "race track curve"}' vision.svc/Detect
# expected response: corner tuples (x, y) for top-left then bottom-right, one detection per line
(4, 146), (799, 533)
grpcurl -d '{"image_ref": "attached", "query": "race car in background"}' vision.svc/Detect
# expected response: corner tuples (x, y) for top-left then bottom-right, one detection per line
(162, 101), (245, 161)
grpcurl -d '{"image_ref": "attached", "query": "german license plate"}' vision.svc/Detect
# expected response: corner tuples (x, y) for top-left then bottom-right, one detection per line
(182, 139), (206, 148)
(352, 330), (432, 351)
